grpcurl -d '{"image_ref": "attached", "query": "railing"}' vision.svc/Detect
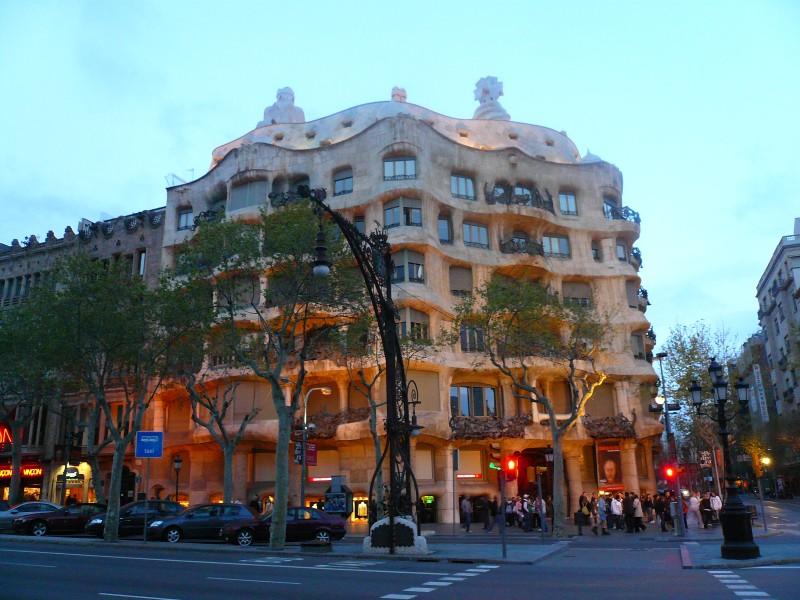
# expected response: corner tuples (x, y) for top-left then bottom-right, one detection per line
(604, 204), (641, 224)
(638, 286), (650, 304)
(646, 327), (656, 342)
(631, 247), (642, 268)
(484, 184), (555, 214)
(499, 238), (544, 256)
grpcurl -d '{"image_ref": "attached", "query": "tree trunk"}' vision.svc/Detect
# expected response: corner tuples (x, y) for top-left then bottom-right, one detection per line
(550, 428), (566, 538)
(269, 402), (291, 550)
(88, 453), (106, 505)
(9, 422), (24, 505)
(103, 442), (128, 543)
(222, 445), (235, 504)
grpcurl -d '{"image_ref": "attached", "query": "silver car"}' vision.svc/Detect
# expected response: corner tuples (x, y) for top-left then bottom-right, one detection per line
(0, 501), (61, 532)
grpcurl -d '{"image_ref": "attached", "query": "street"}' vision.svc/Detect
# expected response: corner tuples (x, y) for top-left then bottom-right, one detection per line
(0, 498), (798, 600)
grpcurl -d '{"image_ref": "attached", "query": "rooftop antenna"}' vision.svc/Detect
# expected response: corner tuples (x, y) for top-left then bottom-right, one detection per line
(164, 173), (188, 187)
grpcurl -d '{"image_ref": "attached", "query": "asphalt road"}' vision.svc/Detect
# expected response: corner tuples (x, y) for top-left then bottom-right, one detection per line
(1, 538), (798, 600)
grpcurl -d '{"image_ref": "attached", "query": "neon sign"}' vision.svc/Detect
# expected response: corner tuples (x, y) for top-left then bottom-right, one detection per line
(0, 465), (43, 478)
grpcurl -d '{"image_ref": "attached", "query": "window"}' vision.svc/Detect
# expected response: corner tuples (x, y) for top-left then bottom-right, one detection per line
(397, 307), (430, 340)
(438, 214), (453, 243)
(463, 223), (489, 249)
(616, 240), (628, 261)
(333, 168), (353, 196)
(354, 216), (365, 234)
(543, 234), (570, 258)
(562, 281), (592, 306)
(559, 192), (577, 216)
(451, 174), (475, 200)
(137, 250), (147, 277)
(384, 156), (416, 180)
(384, 198), (422, 228)
(591, 240), (602, 261)
(450, 385), (499, 417)
(631, 332), (646, 360)
(391, 250), (425, 283)
(449, 266), (473, 296)
(460, 324), (485, 352)
(603, 197), (620, 220)
(291, 176), (310, 192)
(513, 184), (532, 203)
(229, 180), (269, 211)
(177, 209), (193, 231)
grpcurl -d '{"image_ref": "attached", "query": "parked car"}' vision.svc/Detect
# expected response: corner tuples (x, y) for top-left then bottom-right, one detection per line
(222, 506), (346, 547)
(12, 503), (107, 536)
(85, 500), (182, 538)
(148, 503), (258, 543)
(0, 502), (62, 532)
(0, 500), (9, 512)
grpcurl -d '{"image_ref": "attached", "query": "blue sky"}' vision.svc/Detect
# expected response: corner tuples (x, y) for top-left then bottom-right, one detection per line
(1, 0), (798, 346)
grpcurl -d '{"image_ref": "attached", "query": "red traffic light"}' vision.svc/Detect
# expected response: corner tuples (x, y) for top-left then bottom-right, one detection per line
(665, 466), (675, 478)
(506, 458), (517, 470)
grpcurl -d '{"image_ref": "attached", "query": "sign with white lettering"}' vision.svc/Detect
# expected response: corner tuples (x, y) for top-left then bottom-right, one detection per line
(135, 431), (164, 459)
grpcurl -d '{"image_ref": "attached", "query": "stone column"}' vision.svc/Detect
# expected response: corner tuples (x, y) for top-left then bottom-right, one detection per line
(440, 444), (457, 524)
(232, 451), (249, 504)
(564, 445), (584, 515)
(613, 381), (629, 415)
(151, 398), (165, 432)
(501, 381), (516, 417)
(620, 439), (639, 493)
(336, 380), (349, 414)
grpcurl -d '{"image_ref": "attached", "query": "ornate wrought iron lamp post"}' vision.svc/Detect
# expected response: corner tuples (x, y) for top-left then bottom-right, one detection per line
(687, 358), (759, 559)
(270, 186), (422, 554)
(173, 455), (183, 502)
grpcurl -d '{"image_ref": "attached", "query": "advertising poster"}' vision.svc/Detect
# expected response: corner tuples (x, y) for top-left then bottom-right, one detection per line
(596, 440), (624, 492)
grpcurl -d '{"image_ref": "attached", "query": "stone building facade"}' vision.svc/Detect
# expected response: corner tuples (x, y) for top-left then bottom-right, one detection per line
(145, 82), (662, 523)
(0, 208), (165, 504)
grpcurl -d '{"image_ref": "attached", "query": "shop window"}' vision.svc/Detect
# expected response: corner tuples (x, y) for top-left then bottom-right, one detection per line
(450, 385), (499, 417)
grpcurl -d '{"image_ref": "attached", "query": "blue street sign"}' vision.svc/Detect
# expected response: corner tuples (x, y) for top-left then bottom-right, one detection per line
(135, 431), (164, 459)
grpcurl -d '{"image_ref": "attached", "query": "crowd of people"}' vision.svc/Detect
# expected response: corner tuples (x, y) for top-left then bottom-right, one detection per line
(575, 489), (724, 535)
(461, 489), (724, 535)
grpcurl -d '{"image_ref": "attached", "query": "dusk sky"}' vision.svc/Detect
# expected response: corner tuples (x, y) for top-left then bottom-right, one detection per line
(1, 0), (798, 348)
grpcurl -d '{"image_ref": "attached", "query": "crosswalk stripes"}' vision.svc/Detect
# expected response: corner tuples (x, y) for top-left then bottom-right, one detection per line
(381, 564), (500, 599)
(708, 570), (773, 598)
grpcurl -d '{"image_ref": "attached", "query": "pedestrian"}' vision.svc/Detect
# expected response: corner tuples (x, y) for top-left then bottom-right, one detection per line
(486, 495), (503, 533)
(633, 493), (646, 532)
(710, 492), (722, 523)
(654, 493), (668, 532)
(597, 493), (610, 535)
(687, 491), (702, 529)
(700, 493), (713, 529)
(460, 496), (473, 533)
(521, 494), (533, 532)
(611, 493), (623, 530)
(575, 496), (591, 535)
(505, 498), (515, 528)
(622, 492), (634, 533)
(643, 493), (654, 523)
(248, 494), (262, 514)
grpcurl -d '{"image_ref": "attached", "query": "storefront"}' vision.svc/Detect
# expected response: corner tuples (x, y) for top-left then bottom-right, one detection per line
(52, 462), (95, 504)
(0, 463), (44, 502)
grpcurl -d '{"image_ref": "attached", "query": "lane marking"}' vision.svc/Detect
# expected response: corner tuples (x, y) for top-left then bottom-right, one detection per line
(404, 587), (435, 592)
(0, 548), (445, 576)
(381, 595), (416, 600)
(441, 577), (466, 581)
(422, 582), (452, 586)
(99, 595), (180, 600)
(208, 576), (300, 585)
(2, 562), (56, 568)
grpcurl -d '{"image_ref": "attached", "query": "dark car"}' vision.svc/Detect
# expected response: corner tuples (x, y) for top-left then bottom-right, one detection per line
(0, 501), (62, 532)
(222, 506), (346, 547)
(12, 503), (106, 536)
(148, 503), (257, 543)
(85, 500), (182, 538)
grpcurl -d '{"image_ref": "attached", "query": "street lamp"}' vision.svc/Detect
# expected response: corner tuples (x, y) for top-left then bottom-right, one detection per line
(271, 185), (421, 554)
(650, 352), (686, 537)
(687, 358), (759, 559)
(299, 386), (331, 508)
(173, 455), (183, 503)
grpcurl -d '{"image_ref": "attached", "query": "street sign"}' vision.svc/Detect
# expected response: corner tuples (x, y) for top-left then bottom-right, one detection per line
(294, 442), (303, 464)
(135, 431), (164, 459)
(306, 442), (318, 467)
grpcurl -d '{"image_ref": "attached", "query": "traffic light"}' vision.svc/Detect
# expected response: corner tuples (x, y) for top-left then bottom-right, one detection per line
(663, 463), (676, 480)
(488, 443), (502, 471)
(504, 451), (521, 481)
